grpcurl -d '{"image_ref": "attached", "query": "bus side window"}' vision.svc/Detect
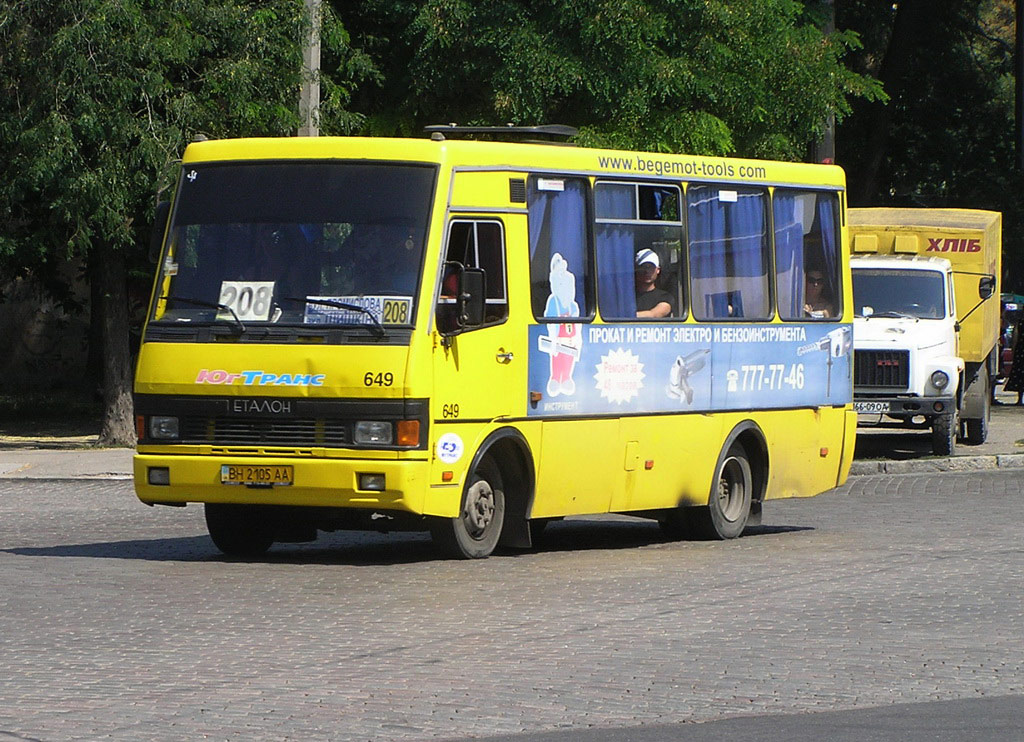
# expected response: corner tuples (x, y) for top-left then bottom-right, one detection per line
(528, 176), (592, 322)
(440, 220), (508, 327)
(687, 185), (771, 321)
(594, 181), (684, 321)
(774, 189), (841, 321)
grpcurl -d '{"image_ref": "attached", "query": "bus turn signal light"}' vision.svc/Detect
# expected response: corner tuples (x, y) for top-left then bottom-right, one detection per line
(397, 420), (420, 447)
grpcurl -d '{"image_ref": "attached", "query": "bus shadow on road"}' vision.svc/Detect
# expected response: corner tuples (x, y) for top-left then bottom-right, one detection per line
(526, 518), (814, 553)
(2, 536), (216, 561)
(0, 520), (814, 565)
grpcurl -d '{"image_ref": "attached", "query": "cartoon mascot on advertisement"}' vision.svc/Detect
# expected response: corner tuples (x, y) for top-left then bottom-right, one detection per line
(539, 253), (582, 396)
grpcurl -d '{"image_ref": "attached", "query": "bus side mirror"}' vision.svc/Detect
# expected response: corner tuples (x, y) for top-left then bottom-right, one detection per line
(149, 201), (171, 264)
(437, 263), (485, 336)
(460, 268), (486, 328)
(979, 275), (996, 300)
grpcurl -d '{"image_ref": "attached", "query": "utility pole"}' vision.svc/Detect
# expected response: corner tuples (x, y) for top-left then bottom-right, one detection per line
(298, 0), (321, 137)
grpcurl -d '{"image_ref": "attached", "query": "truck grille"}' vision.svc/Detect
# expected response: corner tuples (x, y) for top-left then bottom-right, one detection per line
(854, 350), (910, 389)
(181, 416), (348, 447)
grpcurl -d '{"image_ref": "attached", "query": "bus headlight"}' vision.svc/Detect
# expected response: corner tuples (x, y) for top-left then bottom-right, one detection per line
(150, 416), (180, 439)
(354, 421), (393, 445)
(930, 370), (950, 391)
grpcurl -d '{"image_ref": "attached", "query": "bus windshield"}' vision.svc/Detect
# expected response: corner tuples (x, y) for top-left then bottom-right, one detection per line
(853, 268), (947, 319)
(151, 161), (436, 332)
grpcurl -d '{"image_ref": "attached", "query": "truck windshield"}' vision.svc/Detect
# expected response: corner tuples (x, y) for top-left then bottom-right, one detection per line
(150, 161), (436, 332)
(852, 268), (946, 319)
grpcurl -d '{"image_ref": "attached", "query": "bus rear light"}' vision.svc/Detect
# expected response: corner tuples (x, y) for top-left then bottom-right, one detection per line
(396, 420), (420, 447)
(932, 401), (945, 413)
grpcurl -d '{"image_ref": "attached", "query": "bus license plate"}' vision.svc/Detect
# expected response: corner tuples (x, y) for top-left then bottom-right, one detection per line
(220, 464), (294, 486)
(854, 401), (890, 413)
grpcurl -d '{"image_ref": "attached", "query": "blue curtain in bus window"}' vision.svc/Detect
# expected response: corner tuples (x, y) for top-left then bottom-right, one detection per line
(773, 192), (805, 319)
(817, 195), (839, 313)
(596, 184), (637, 318)
(728, 192), (769, 319)
(687, 187), (728, 320)
(529, 179), (588, 319)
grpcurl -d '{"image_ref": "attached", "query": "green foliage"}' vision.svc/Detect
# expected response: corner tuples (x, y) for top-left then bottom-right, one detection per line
(338, 0), (882, 159)
(836, 0), (1024, 289)
(0, 0), (371, 282)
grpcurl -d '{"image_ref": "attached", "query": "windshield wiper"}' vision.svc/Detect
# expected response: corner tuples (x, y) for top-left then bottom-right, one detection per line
(161, 295), (246, 334)
(872, 311), (919, 320)
(283, 297), (386, 339)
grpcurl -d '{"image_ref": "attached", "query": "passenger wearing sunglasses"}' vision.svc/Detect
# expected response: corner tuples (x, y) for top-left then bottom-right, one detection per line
(803, 269), (834, 318)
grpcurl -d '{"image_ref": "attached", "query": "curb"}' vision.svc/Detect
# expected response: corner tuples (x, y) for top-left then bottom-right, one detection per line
(849, 453), (1024, 476)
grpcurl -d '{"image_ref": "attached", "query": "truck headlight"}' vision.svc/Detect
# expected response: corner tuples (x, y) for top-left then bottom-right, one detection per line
(150, 416), (179, 439)
(930, 370), (950, 390)
(354, 421), (393, 444)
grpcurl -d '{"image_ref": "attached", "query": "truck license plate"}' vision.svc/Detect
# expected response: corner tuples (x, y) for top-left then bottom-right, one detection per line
(220, 464), (294, 486)
(854, 401), (890, 413)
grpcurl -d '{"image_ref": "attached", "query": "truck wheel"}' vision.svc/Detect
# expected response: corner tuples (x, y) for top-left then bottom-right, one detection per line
(430, 457), (505, 559)
(965, 379), (991, 445)
(205, 503), (274, 557)
(931, 412), (957, 456)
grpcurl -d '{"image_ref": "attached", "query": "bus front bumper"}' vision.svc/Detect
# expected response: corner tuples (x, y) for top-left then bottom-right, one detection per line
(133, 453), (435, 514)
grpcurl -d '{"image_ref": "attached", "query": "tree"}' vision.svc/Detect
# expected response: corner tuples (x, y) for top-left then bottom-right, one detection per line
(0, 0), (372, 444)
(836, 0), (1023, 289)
(338, 0), (882, 160)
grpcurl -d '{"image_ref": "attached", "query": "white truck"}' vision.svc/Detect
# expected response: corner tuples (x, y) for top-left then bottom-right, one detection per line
(848, 209), (1001, 456)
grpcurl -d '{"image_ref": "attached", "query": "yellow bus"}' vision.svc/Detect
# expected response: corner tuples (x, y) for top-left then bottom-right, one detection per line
(134, 125), (856, 558)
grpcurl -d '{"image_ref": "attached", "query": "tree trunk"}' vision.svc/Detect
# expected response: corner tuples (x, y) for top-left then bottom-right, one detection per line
(86, 252), (104, 397)
(851, 0), (932, 205)
(96, 246), (136, 447)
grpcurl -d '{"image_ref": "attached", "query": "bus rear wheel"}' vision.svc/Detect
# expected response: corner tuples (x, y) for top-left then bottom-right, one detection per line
(703, 441), (753, 539)
(205, 503), (274, 557)
(430, 457), (505, 559)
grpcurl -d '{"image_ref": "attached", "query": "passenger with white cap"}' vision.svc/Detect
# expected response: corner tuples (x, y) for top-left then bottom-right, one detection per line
(634, 248), (675, 318)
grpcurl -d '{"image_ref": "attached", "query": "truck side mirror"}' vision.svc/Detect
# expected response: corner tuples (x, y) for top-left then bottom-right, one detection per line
(149, 201), (171, 264)
(978, 275), (996, 300)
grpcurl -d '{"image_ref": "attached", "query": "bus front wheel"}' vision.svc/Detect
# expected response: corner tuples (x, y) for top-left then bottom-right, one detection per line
(704, 441), (753, 539)
(205, 503), (274, 557)
(430, 457), (505, 559)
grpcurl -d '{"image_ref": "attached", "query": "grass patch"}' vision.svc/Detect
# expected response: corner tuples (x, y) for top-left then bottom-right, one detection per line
(0, 392), (103, 437)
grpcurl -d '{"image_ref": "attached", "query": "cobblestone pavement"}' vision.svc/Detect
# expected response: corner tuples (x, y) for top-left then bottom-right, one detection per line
(0, 474), (1021, 741)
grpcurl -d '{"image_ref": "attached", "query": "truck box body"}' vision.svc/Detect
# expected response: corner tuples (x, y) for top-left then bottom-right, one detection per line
(848, 208), (1000, 364)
